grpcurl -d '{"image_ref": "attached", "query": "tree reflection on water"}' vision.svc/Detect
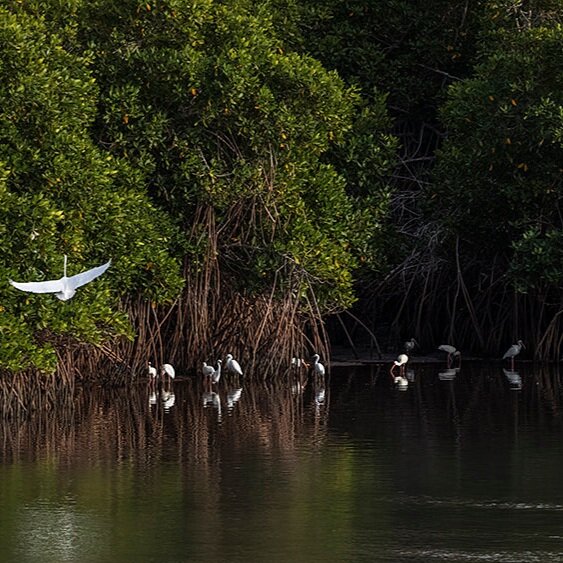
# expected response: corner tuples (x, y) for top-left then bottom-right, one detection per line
(0, 364), (562, 563)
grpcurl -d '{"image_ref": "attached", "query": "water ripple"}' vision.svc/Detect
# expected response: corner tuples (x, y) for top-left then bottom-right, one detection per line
(394, 548), (563, 562)
(398, 494), (563, 511)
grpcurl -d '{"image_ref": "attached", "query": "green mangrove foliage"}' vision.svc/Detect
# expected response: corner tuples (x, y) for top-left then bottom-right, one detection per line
(73, 0), (396, 311)
(5, 0), (562, 374)
(432, 26), (563, 293)
(286, 0), (563, 357)
(0, 0), (396, 374)
(0, 8), (183, 373)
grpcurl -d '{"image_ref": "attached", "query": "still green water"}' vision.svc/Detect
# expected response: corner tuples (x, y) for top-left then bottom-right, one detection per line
(0, 363), (563, 562)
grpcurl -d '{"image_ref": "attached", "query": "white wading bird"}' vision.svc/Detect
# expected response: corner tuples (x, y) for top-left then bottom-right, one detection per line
(161, 363), (175, 387)
(202, 362), (215, 378)
(225, 354), (243, 376)
(390, 354), (409, 387)
(9, 255), (111, 301)
(311, 354), (325, 377)
(212, 359), (222, 384)
(148, 362), (158, 382)
(203, 360), (222, 385)
(503, 340), (525, 370)
(438, 344), (461, 368)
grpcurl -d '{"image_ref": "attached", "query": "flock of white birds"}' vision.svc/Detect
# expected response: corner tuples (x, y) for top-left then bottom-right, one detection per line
(390, 338), (526, 389)
(148, 351), (326, 386)
(8, 255), (527, 394)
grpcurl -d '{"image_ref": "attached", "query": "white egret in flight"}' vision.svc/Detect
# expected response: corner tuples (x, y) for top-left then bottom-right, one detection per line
(9, 255), (111, 301)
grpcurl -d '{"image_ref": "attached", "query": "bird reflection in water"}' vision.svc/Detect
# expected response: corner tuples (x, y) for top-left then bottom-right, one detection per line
(161, 390), (176, 412)
(203, 391), (222, 422)
(314, 387), (326, 406)
(226, 388), (243, 411)
(291, 379), (307, 396)
(503, 368), (522, 390)
(438, 368), (457, 381)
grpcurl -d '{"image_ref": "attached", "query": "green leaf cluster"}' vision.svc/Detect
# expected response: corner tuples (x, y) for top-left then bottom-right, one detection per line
(0, 8), (183, 372)
(0, 0), (397, 371)
(430, 25), (563, 291)
(70, 0), (396, 311)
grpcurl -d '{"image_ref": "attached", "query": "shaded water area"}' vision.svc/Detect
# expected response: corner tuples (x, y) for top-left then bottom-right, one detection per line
(1, 362), (563, 562)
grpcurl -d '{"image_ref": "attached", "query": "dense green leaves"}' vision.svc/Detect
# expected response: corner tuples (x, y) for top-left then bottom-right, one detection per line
(0, 0), (397, 372)
(431, 26), (563, 291)
(0, 8), (183, 372)
(3, 0), (562, 371)
(73, 0), (396, 311)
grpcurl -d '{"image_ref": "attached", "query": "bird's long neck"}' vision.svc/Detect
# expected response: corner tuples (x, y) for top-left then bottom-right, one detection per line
(63, 255), (67, 278)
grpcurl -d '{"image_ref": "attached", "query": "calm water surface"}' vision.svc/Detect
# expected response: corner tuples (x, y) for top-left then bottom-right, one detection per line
(1, 363), (563, 562)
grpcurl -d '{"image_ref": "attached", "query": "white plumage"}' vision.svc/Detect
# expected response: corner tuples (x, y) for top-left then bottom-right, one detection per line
(212, 359), (222, 384)
(438, 344), (457, 355)
(503, 340), (525, 370)
(161, 363), (175, 384)
(311, 353), (325, 376)
(503, 340), (524, 360)
(390, 354), (409, 379)
(438, 344), (461, 368)
(202, 362), (215, 378)
(225, 354), (243, 376)
(9, 255), (111, 301)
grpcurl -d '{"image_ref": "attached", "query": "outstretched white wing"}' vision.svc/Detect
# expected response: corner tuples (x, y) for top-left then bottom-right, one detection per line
(9, 278), (64, 294)
(67, 260), (111, 290)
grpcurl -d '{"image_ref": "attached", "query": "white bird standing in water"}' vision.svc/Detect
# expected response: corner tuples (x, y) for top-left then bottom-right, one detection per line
(9, 255), (111, 301)
(212, 359), (222, 384)
(148, 362), (157, 382)
(161, 363), (175, 386)
(202, 362), (215, 378)
(391, 354), (408, 374)
(311, 354), (325, 376)
(503, 340), (525, 370)
(225, 354), (243, 376)
(390, 354), (409, 387)
(438, 344), (461, 368)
